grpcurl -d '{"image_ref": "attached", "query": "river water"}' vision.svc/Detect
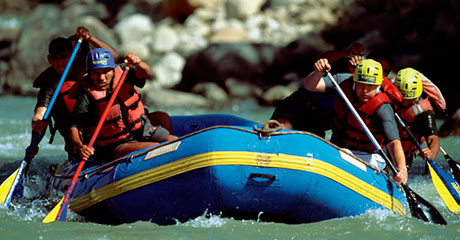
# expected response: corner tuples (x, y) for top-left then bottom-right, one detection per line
(0, 96), (459, 239)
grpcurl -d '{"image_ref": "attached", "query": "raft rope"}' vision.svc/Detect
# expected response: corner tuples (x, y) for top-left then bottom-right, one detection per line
(253, 120), (282, 139)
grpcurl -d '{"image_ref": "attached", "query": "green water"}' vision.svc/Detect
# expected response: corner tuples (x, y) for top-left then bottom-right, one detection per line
(0, 96), (459, 239)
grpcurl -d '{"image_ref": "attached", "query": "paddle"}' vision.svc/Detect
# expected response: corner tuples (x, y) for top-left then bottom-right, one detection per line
(395, 113), (460, 213)
(440, 146), (460, 185)
(325, 70), (447, 224)
(42, 64), (131, 223)
(0, 38), (82, 209)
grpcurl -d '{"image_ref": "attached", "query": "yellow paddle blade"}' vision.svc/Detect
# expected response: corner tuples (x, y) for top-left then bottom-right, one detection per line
(0, 169), (19, 205)
(428, 164), (460, 213)
(42, 197), (64, 223)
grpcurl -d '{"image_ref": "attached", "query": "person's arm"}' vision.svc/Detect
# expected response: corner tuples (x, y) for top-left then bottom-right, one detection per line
(303, 58), (331, 92)
(125, 53), (152, 80)
(31, 87), (55, 133)
(75, 26), (118, 59)
(387, 139), (408, 184)
(32, 107), (48, 133)
(423, 135), (440, 160)
(70, 93), (94, 161)
(376, 104), (408, 184)
(69, 126), (93, 161)
(414, 111), (441, 160)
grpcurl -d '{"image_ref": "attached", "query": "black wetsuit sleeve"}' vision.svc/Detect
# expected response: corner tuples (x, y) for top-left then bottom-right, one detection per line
(411, 111), (438, 137)
(71, 92), (92, 129)
(35, 86), (54, 110)
(374, 103), (400, 143)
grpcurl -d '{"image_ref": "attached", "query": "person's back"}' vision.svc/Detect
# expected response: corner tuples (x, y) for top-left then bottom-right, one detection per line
(270, 87), (335, 137)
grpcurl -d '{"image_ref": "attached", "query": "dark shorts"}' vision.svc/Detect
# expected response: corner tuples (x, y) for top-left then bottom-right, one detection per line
(140, 114), (170, 142)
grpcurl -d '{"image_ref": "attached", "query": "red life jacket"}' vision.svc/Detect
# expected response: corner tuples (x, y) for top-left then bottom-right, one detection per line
(331, 77), (401, 152)
(381, 76), (403, 105)
(54, 80), (78, 113)
(397, 96), (434, 156)
(87, 67), (145, 147)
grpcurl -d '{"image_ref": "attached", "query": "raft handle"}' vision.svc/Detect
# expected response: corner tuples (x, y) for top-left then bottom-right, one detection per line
(249, 173), (276, 181)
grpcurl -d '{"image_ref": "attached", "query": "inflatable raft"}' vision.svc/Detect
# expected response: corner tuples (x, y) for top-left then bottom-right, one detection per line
(50, 114), (408, 225)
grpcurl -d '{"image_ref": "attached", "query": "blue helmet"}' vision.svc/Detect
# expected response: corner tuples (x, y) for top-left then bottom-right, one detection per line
(86, 48), (116, 72)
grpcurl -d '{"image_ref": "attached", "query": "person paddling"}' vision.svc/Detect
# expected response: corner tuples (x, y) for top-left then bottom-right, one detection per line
(392, 68), (446, 170)
(30, 27), (119, 163)
(303, 58), (408, 184)
(70, 49), (177, 162)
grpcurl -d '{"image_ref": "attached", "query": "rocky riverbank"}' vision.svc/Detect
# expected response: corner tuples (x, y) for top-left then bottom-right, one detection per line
(1, 0), (460, 134)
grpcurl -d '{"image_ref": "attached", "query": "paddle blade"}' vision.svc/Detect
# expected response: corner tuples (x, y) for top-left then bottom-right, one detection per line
(402, 184), (447, 225)
(42, 197), (65, 223)
(0, 169), (19, 206)
(427, 163), (460, 214)
(446, 157), (460, 185)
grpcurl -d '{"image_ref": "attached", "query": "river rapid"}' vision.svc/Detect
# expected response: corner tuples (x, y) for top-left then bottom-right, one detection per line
(0, 96), (459, 240)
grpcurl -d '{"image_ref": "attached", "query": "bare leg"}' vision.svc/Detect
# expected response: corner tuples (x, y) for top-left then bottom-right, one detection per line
(148, 111), (174, 134)
(161, 135), (178, 142)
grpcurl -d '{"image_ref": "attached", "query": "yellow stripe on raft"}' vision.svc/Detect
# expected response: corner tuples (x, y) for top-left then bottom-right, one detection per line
(70, 151), (407, 216)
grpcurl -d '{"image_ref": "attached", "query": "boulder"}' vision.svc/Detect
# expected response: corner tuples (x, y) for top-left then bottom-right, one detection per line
(225, 0), (265, 19)
(173, 42), (279, 93)
(151, 24), (179, 53)
(192, 82), (229, 104)
(113, 14), (154, 59)
(261, 85), (296, 105)
(151, 52), (186, 88)
(225, 78), (262, 99)
(76, 16), (118, 49)
(5, 5), (64, 95)
(141, 87), (210, 108)
(161, 0), (222, 22)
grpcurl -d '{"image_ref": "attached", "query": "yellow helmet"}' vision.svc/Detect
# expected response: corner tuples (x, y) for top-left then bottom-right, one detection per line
(394, 67), (423, 99)
(353, 59), (383, 85)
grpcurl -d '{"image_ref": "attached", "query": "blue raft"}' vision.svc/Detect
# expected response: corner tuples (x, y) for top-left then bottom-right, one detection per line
(51, 114), (409, 225)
